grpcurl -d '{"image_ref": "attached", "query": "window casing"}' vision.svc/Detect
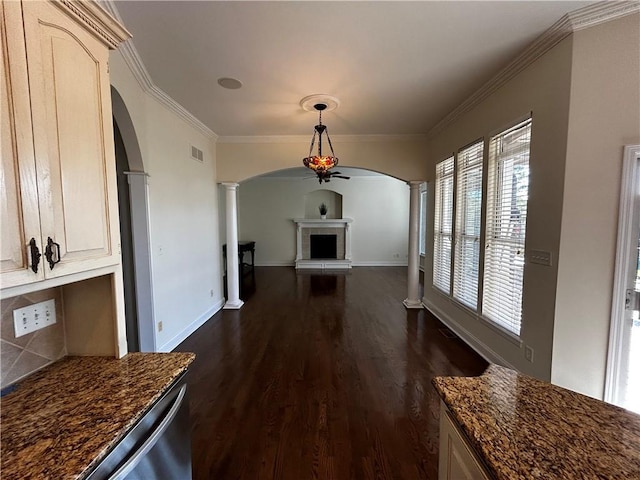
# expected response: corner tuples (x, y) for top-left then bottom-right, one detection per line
(453, 141), (484, 310)
(433, 157), (454, 294)
(419, 184), (427, 256)
(482, 119), (532, 336)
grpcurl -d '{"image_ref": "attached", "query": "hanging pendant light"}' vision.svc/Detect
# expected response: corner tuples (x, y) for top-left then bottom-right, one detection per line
(302, 101), (350, 184)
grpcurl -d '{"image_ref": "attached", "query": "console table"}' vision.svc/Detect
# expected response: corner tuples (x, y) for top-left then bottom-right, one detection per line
(222, 241), (255, 278)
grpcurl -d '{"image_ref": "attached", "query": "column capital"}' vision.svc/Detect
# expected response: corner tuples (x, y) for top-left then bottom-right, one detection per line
(220, 182), (240, 190)
(407, 180), (424, 189)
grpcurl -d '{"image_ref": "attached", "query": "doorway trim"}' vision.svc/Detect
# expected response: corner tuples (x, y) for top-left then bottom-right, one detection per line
(112, 86), (157, 352)
(605, 144), (640, 404)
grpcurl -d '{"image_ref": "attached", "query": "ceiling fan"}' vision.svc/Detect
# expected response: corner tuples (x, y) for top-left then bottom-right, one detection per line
(302, 100), (350, 184)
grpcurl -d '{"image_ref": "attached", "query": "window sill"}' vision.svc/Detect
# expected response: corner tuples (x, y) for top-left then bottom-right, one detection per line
(429, 286), (523, 347)
(477, 316), (523, 347)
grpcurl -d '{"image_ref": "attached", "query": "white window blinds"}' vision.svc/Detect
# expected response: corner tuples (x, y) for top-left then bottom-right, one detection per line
(453, 141), (484, 310)
(482, 119), (532, 336)
(433, 157), (454, 294)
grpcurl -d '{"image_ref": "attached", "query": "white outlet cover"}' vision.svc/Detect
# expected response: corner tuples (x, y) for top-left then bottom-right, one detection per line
(13, 299), (56, 338)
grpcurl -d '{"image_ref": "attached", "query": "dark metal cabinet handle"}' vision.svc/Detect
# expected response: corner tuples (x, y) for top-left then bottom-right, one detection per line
(44, 237), (61, 270)
(28, 238), (41, 273)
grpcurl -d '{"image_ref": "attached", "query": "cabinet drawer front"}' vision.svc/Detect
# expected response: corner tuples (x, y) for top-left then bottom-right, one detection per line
(22, 1), (120, 278)
(0, 2), (44, 288)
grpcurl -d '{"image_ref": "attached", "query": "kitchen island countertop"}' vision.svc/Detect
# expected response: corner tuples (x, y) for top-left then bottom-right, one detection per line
(1, 352), (195, 480)
(433, 364), (640, 479)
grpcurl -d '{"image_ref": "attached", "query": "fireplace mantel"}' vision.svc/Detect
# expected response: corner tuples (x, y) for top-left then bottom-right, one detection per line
(293, 218), (353, 269)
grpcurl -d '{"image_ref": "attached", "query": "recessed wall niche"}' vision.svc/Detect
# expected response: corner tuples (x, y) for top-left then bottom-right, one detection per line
(304, 189), (343, 219)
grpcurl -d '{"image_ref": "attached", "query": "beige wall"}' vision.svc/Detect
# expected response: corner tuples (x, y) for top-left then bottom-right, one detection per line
(237, 175), (410, 265)
(217, 137), (429, 183)
(423, 36), (574, 380)
(553, 14), (640, 398)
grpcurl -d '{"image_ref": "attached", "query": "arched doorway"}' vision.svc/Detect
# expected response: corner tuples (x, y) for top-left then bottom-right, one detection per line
(111, 86), (156, 352)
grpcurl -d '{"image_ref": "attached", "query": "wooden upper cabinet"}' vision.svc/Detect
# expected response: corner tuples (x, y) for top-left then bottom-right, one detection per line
(1, 1), (45, 288)
(0, 0), (130, 289)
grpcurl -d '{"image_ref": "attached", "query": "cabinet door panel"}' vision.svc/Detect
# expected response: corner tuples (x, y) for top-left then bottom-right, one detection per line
(49, 35), (108, 253)
(0, 2), (44, 287)
(439, 405), (491, 480)
(22, 1), (119, 278)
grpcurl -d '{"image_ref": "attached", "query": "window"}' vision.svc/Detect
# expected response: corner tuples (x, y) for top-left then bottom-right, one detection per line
(433, 157), (454, 294)
(453, 141), (484, 310)
(482, 119), (532, 336)
(419, 184), (427, 256)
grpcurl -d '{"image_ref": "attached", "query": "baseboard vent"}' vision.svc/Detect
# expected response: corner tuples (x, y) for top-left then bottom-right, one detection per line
(190, 145), (204, 162)
(438, 328), (457, 339)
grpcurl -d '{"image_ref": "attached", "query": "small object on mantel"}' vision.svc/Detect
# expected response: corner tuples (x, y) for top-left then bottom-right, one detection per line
(432, 364), (640, 480)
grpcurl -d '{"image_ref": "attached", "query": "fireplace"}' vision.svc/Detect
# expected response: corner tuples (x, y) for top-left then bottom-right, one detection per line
(293, 218), (353, 269)
(310, 234), (337, 259)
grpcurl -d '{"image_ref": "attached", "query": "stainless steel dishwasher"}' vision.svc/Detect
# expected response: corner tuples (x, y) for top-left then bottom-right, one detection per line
(86, 373), (192, 480)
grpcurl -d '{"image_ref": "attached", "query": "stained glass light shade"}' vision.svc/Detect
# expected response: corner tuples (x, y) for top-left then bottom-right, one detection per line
(302, 107), (339, 180)
(303, 154), (337, 173)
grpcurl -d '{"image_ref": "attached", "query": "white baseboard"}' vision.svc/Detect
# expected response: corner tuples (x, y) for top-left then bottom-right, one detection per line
(254, 261), (295, 267)
(422, 297), (516, 369)
(351, 261), (408, 267)
(160, 298), (225, 352)
(254, 261), (408, 267)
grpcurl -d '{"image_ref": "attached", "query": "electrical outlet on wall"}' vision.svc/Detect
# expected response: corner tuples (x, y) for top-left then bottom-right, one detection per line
(158, 321), (163, 332)
(524, 345), (534, 363)
(13, 299), (56, 338)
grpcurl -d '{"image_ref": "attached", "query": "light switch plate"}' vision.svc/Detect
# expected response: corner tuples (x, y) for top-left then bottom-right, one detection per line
(13, 299), (56, 338)
(529, 250), (552, 266)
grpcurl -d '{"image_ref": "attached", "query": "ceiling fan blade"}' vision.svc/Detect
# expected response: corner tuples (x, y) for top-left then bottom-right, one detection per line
(333, 175), (350, 180)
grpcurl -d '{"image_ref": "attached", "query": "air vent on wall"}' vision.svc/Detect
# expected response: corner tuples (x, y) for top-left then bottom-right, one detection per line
(190, 145), (204, 163)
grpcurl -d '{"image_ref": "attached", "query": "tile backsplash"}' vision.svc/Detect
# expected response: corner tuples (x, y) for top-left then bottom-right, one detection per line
(1, 288), (66, 388)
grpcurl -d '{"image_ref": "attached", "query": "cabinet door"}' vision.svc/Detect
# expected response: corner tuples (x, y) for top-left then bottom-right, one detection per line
(0, 2), (45, 288)
(22, 0), (120, 279)
(439, 405), (491, 480)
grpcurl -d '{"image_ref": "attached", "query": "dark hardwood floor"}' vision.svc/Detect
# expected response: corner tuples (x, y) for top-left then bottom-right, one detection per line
(175, 267), (487, 480)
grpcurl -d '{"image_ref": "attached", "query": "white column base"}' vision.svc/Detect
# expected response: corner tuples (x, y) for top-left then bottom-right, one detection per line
(403, 298), (424, 309)
(223, 299), (244, 310)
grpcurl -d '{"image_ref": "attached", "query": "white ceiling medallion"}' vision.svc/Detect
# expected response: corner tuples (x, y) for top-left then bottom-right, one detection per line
(300, 94), (340, 113)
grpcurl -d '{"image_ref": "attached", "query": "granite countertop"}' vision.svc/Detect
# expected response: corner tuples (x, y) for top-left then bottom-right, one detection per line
(0, 352), (195, 480)
(433, 364), (640, 479)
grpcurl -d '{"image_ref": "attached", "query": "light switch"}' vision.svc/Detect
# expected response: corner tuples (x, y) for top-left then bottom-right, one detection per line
(13, 299), (56, 337)
(529, 250), (552, 266)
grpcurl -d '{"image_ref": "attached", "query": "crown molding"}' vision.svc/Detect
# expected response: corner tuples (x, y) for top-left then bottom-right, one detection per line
(427, 1), (640, 138)
(100, 0), (217, 140)
(568, 0), (640, 31)
(55, 0), (131, 48)
(217, 134), (428, 144)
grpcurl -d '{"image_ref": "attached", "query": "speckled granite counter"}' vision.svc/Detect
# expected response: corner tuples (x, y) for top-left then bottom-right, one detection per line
(433, 364), (640, 479)
(1, 352), (195, 480)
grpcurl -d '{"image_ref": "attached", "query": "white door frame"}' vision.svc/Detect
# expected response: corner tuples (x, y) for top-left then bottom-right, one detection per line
(605, 145), (640, 404)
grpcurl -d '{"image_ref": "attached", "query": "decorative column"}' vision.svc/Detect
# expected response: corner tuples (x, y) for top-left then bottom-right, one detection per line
(222, 183), (243, 309)
(296, 224), (302, 262)
(404, 181), (424, 309)
(345, 222), (352, 261)
(124, 171), (156, 351)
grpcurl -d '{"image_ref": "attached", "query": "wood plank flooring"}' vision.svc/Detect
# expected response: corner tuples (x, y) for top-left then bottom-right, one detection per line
(175, 267), (487, 480)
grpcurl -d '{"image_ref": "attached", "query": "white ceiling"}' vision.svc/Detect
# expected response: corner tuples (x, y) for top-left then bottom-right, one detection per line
(112, 1), (595, 137)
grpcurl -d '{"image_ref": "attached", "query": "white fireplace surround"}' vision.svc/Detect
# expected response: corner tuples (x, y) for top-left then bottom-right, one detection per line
(293, 218), (353, 269)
